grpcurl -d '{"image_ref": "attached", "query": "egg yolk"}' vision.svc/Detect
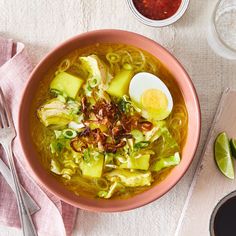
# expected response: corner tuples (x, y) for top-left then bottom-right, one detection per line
(141, 89), (168, 112)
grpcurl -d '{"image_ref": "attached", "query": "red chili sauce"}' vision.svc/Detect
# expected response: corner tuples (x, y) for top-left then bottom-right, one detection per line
(133, 0), (182, 20)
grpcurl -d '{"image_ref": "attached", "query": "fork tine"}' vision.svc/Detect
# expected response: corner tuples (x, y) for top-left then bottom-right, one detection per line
(0, 87), (12, 127)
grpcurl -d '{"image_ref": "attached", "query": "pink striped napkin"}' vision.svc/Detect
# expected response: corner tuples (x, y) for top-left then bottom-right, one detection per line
(0, 37), (77, 236)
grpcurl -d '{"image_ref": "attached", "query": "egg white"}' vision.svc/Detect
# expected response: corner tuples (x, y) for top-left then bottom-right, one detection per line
(129, 72), (173, 114)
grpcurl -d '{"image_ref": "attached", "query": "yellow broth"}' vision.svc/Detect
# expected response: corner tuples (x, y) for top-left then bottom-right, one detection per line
(30, 43), (188, 199)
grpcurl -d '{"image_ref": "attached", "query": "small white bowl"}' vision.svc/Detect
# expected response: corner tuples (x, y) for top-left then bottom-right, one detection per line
(126, 0), (189, 27)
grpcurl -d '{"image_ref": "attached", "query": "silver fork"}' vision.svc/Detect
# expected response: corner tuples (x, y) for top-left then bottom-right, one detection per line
(0, 87), (37, 236)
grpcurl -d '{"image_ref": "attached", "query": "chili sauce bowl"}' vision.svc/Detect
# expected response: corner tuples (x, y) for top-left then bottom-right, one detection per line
(126, 0), (190, 27)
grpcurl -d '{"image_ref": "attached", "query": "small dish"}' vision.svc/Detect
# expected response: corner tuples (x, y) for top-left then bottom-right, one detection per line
(210, 191), (236, 236)
(126, 0), (190, 27)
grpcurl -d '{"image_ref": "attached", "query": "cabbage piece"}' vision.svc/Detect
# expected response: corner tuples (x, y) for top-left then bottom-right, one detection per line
(118, 95), (141, 114)
(157, 127), (180, 158)
(68, 121), (85, 131)
(80, 152), (104, 178)
(151, 152), (181, 172)
(145, 121), (179, 158)
(119, 154), (150, 170)
(80, 55), (102, 86)
(37, 98), (73, 127)
(51, 159), (62, 174)
(144, 120), (166, 142)
(105, 169), (152, 187)
(80, 55), (111, 91)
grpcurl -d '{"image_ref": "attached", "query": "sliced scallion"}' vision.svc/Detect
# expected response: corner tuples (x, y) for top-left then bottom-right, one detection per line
(83, 149), (91, 162)
(62, 129), (77, 139)
(89, 78), (98, 87)
(50, 141), (63, 154)
(134, 141), (150, 149)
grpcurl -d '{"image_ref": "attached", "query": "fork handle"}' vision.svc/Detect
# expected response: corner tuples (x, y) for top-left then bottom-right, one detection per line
(0, 159), (40, 215)
(3, 143), (37, 236)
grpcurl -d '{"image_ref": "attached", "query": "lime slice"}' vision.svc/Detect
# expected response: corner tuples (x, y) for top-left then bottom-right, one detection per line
(214, 132), (234, 179)
(230, 139), (236, 159)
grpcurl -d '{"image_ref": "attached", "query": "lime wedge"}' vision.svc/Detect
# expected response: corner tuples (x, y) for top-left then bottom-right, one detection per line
(214, 132), (234, 179)
(230, 139), (236, 159)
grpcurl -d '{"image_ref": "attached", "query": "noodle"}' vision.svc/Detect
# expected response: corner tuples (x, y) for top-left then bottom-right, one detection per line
(58, 59), (71, 72)
(106, 52), (121, 63)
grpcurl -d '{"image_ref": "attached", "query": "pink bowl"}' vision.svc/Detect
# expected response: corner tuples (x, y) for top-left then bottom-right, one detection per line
(18, 29), (201, 212)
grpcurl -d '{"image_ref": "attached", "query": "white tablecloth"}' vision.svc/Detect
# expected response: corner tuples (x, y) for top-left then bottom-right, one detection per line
(0, 0), (236, 235)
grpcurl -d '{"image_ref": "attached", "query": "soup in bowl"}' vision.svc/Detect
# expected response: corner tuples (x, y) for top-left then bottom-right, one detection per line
(18, 30), (200, 211)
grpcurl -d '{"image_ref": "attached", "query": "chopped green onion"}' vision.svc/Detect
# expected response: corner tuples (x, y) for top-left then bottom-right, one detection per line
(97, 190), (108, 198)
(118, 95), (141, 114)
(62, 129), (77, 139)
(57, 143), (63, 152)
(50, 142), (63, 154)
(134, 141), (150, 149)
(83, 149), (91, 162)
(50, 89), (62, 96)
(87, 85), (92, 91)
(89, 78), (98, 87)
(50, 89), (68, 100)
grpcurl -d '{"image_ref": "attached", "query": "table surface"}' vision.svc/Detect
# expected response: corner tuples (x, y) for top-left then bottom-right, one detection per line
(0, 0), (236, 235)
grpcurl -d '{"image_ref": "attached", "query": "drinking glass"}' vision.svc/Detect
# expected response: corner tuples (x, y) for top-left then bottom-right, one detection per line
(207, 0), (236, 60)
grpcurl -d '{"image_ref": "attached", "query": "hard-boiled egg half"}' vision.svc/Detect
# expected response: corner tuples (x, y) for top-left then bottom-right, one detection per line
(129, 72), (173, 121)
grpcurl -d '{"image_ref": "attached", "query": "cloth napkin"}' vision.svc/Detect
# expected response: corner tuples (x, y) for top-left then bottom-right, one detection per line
(0, 37), (77, 236)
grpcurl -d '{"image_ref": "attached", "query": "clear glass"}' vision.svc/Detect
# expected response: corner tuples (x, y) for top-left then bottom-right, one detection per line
(207, 0), (236, 60)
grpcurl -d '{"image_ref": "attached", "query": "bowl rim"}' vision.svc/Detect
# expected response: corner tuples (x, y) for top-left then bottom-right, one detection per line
(18, 29), (201, 212)
(126, 0), (190, 27)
